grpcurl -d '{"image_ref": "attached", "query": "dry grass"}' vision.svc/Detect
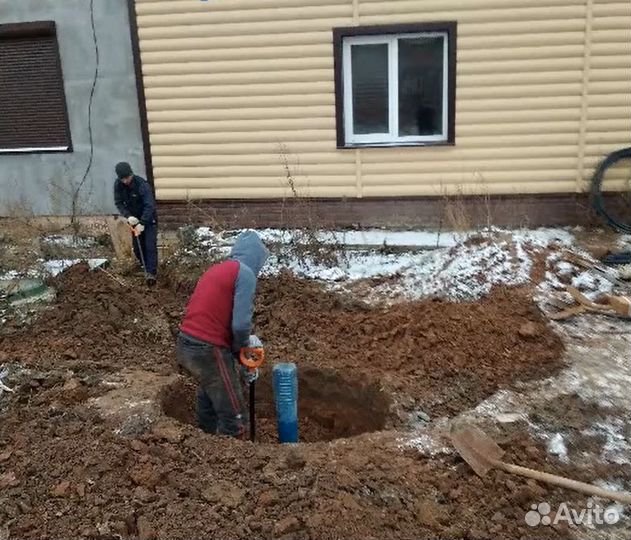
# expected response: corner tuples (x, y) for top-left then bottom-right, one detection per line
(443, 187), (472, 233)
(273, 144), (346, 269)
(440, 176), (498, 233)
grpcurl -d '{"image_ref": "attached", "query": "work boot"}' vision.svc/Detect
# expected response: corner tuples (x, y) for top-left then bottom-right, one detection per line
(146, 274), (157, 287)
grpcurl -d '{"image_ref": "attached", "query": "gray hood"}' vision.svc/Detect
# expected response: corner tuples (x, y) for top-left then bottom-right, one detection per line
(230, 231), (270, 275)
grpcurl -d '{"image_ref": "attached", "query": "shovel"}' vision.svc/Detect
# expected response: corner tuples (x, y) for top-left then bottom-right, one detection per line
(450, 423), (631, 504)
(128, 224), (149, 281)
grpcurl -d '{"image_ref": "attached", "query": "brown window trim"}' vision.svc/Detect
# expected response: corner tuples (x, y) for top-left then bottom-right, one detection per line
(333, 21), (457, 150)
(0, 20), (73, 155)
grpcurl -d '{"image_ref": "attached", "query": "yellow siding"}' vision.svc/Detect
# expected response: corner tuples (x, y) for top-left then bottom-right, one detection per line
(134, 0), (631, 200)
(582, 0), (631, 190)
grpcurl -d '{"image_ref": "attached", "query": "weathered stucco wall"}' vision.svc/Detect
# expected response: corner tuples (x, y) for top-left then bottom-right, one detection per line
(134, 0), (630, 201)
(0, 0), (145, 216)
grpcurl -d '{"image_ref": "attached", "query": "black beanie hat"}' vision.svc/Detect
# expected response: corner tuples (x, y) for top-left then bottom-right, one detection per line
(115, 162), (133, 179)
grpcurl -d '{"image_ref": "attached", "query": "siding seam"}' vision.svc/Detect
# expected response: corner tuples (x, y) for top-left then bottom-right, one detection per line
(355, 149), (363, 197)
(352, 0), (360, 195)
(576, 0), (593, 192)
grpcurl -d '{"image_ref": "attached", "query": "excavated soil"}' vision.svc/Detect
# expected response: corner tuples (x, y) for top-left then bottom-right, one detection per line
(256, 271), (564, 417)
(161, 368), (391, 443)
(2, 264), (621, 540)
(0, 264), (180, 374)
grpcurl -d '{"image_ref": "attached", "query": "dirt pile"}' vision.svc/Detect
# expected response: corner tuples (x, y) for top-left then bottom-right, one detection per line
(256, 272), (564, 416)
(1, 266), (563, 420)
(0, 264), (180, 373)
(0, 265), (593, 540)
(3, 395), (622, 540)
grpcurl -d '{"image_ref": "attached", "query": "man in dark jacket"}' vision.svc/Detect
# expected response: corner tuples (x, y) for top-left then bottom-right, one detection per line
(113, 162), (158, 286)
(176, 231), (270, 439)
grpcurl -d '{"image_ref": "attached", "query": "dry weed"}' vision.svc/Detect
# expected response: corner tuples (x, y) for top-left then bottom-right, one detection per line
(275, 144), (346, 269)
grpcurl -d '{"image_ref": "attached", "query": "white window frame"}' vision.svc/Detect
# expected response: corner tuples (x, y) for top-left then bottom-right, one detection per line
(342, 32), (449, 147)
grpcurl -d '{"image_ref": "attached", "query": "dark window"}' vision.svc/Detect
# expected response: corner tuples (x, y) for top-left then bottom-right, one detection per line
(0, 21), (72, 153)
(334, 22), (457, 148)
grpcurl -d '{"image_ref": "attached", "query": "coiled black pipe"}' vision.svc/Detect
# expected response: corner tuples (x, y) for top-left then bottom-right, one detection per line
(590, 146), (631, 233)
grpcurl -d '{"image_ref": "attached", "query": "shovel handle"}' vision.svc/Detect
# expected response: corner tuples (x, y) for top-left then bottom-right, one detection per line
(494, 460), (631, 504)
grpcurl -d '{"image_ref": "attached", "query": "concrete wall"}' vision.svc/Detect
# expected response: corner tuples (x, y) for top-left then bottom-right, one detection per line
(0, 0), (145, 216)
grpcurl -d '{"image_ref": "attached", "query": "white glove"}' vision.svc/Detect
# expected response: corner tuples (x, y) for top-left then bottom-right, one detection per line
(133, 223), (145, 235)
(248, 335), (263, 348)
(127, 216), (140, 226)
(242, 367), (259, 384)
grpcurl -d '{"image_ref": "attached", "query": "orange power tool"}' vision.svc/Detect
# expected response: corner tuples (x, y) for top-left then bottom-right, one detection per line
(240, 340), (265, 442)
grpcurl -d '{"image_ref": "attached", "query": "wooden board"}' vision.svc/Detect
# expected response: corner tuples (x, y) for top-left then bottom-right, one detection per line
(106, 217), (133, 261)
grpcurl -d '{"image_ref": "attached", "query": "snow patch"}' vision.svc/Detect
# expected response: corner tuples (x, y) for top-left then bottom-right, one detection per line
(0, 258), (108, 279)
(403, 431), (452, 457)
(41, 235), (95, 248)
(190, 226), (619, 303)
(583, 419), (631, 465)
(42, 258), (109, 277)
(261, 232), (551, 301)
(546, 433), (568, 462)
(255, 228), (461, 248)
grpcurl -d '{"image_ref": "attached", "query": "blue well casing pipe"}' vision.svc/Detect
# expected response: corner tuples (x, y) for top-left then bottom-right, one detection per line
(272, 363), (298, 443)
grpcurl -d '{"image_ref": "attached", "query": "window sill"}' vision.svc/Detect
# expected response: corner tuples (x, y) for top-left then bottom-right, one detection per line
(0, 146), (72, 155)
(338, 140), (455, 150)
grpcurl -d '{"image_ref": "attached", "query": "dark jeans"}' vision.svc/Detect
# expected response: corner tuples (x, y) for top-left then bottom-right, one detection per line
(176, 331), (247, 439)
(132, 221), (158, 276)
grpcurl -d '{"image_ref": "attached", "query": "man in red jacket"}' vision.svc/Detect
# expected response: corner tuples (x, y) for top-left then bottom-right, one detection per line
(176, 231), (270, 438)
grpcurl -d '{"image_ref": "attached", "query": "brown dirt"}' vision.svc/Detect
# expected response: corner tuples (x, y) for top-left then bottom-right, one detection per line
(2, 403), (623, 540)
(257, 271), (563, 417)
(2, 264), (619, 540)
(0, 264), (181, 374)
(528, 246), (551, 285)
(161, 368), (391, 444)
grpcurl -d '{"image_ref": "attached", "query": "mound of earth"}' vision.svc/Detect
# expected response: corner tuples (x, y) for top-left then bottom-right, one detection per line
(1, 265), (563, 419)
(0, 264), (180, 374)
(0, 264), (587, 540)
(257, 272), (563, 416)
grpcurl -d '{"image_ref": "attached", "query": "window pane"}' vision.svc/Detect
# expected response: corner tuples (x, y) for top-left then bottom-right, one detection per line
(398, 36), (444, 137)
(351, 43), (389, 135)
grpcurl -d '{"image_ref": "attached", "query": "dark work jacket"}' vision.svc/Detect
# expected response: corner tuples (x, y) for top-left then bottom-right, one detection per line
(113, 175), (157, 225)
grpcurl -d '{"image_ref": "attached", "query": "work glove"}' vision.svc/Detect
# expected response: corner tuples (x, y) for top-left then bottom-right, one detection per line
(248, 334), (263, 348)
(241, 366), (259, 384)
(133, 223), (145, 235)
(127, 216), (140, 226)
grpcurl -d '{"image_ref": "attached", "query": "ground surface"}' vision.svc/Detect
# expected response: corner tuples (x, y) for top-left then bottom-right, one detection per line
(0, 225), (630, 539)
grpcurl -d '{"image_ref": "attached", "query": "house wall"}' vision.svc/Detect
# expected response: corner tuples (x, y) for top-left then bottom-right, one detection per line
(134, 0), (630, 202)
(0, 0), (145, 216)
